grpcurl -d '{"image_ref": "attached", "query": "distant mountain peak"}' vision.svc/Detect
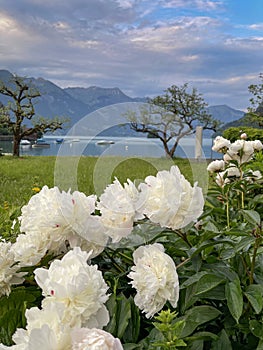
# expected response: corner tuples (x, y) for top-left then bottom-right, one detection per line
(0, 69), (245, 136)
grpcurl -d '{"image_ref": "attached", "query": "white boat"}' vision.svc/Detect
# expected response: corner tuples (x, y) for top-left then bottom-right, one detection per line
(96, 140), (115, 145)
(71, 138), (80, 142)
(32, 139), (50, 148)
(20, 139), (31, 146)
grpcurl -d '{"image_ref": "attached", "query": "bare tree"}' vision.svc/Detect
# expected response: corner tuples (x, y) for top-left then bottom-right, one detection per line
(0, 74), (66, 156)
(126, 84), (220, 158)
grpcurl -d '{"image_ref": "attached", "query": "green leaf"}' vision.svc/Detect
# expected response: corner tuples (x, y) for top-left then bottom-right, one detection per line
(116, 294), (132, 339)
(225, 279), (243, 323)
(189, 339), (204, 350)
(181, 306), (221, 337)
(211, 329), (232, 350)
(123, 344), (142, 350)
(191, 240), (234, 258)
(105, 293), (132, 339)
(245, 285), (263, 314)
(123, 297), (141, 343)
(0, 309), (25, 345)
(205, 263), (238, 281)
(187, 331), (218, 341)
(241, 209), (261, 226)
(195, 274), (225, 296)
(204, 221), (220, 233)
(257, 339), (263, 350)
(234, 236), (255, 253)
(181, 272), (209, 289)
(250, 320), (263, 339)
(0, 287), (41, 345)
(104, 294), (118, 335)
(197, 284), (226, 300)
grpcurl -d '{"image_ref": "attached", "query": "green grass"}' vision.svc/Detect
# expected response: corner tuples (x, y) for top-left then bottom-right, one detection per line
(0, 155), (209, 208)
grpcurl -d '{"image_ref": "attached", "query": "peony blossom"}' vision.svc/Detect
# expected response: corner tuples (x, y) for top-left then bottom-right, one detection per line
(223, 150), (239, 163)
(252, 139), (263, 151)
(97, 178), (143, 243)
(138, 166), (204, 230)
(207, 160), (225, 173)
(244, 170), (262, 183)
(11, 231), (49, 267)
(229, 139), (245, 152)
(19, 186), (107, 260)
(34, 247), (109, 329)
(250, 170), (262, 180)
(0, 241), (25, 297)
(227, 140), (254, 164)
(11, 306), (72, 350)
(71, 328), (123, 350)
(215, 166), (241, 187)
(128, 243), (179, 318)
(212, 136), (231, 152)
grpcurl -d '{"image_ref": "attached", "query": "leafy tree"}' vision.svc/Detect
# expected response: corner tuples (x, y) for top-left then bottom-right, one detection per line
(246, 73), (263, 127)
(223, 126), (263, 142)
(0, 74), (66, 156)
(126, 84), (220, 157)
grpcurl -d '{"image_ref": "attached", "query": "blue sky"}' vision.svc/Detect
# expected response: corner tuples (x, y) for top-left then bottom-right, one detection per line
(0, 0), (262, 110)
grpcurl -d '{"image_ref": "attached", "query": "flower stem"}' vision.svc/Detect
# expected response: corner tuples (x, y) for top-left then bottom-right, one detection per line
(226, 192), (230, 228)
(241, 191), (244, 209)
(250, 234), (262, 284)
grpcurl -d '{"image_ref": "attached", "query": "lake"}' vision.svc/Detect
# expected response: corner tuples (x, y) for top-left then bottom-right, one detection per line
(0, 136), (220, 159)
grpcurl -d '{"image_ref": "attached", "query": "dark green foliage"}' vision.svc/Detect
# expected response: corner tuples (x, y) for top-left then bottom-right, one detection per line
(223, 127), (263, 142)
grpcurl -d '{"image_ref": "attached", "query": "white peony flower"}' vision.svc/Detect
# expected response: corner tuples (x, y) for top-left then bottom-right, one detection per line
(252, 139), (263, 151)
(251, 170), (262, 180)
(223, 150), (239, 163)
(71, 328), (123, 350)
(0, 241), (25, 297)
(19, 186), (107, 260)
(229, 139), (244, 153)
(240, 133), (247, 139)
(212, 136), (231, 152)
(220, 139), (256, 164)
(11, 231), (48, 267)
(34, 247), (110, 328)
(207, 160), (225, 172)
(242, 140), (254, 154)
(97, 178), (142, 243)
(245, 170), (262, 183)
(128, 243), (179, 318)
(215, 166), (241, 187)
(0, 344), (24, 349)
(11, 306), (71, 350)
(138, 166), (204, 230)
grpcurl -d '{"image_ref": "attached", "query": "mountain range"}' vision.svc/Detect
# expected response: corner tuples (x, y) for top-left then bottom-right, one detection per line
(0, 69), (245, 136)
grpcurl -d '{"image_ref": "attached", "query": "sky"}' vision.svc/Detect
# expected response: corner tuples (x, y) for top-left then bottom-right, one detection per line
(0, 0), (263, 111)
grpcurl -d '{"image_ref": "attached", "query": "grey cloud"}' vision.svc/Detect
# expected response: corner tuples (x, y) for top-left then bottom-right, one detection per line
(0, 0), (262, 110)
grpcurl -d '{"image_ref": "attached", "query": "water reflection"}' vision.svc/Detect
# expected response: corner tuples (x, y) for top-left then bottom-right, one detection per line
(0, 137), (218, 159)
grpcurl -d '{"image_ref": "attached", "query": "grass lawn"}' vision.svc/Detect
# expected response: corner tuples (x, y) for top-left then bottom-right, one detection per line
(0, 155), (209, 208)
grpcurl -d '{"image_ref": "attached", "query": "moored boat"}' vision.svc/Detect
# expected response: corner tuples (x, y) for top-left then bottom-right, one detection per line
(56, 138), (64, 144)
(96, 140), (115, 145)
(32, 139), (50, 148)
(20, 139), (31, 146)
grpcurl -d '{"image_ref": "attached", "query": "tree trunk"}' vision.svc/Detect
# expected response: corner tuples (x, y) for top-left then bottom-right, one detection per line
(161, 139), (179, 158)
(13, 135), (20, 157)
(169, 140), (179, 158)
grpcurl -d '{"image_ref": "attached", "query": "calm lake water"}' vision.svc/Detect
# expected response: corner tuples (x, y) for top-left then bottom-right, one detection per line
(0, 136), (220, 159)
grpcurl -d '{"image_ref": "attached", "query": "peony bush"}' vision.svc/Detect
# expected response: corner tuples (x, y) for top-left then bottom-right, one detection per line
(0, 136), (262, 349)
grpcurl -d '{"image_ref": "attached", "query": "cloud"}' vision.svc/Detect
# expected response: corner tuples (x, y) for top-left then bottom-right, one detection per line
(248, 23), (263, 31)
(0, 0), (262, 110)
(162, 0), (224, 11)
